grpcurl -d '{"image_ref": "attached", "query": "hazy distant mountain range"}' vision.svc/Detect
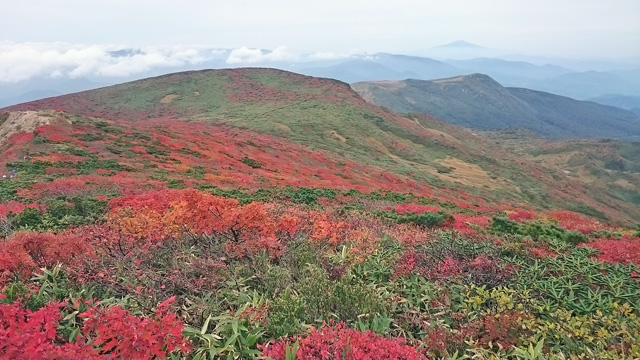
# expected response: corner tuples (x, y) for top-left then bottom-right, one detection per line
(587, 94), (640, 115)
(1, 41), (638, 108)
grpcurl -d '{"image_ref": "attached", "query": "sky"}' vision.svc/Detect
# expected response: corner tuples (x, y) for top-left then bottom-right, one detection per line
(1, 0), (639, 82)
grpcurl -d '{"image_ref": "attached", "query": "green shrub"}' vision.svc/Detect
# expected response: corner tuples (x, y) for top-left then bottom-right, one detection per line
(266, 290), (306, 338)
(562, 230), (588, 245)
(76, 133), (104, 141)
(184, 304), (265, 360)
(11, 208), (44, 229)
(282, 187), (337, 205)
(381, 210), (451, 228)
(519, 221), (564, 241)
(490, 216), (520, 234)
(297, 265), (388, 324)
(0, 183), (17, 201)
(435, 164), (453, 174)
(167, 178), (186, 189)
(417, 230), (501, 262)
(185, 165), (206, 179)
(0, 112), (8, 126)
(280, 240), (323, 280)
(262, 266), (293, 297)
(9, 197), (107, 231)
(242, 156), (262, 169)
(32, 134), (49, 144)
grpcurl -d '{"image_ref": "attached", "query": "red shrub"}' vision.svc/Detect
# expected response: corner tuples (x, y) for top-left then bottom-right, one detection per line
(529, 247), (557, 259)
(0, 242), (36, 286)
(508, 210), (536, 222)
(423, 326), (467, 357)
(0, 201), (26, 218)
(24, 178), (90, 198)
(7, 132), (35, 147)
(0, 302), (101, 359)
(387, 224), (431, 246)
(35, 124), (79, 144)
(129, 145), (148, 154)
(0, 231), (90, 285)
(584, 236), (640, 265)
(79, 297), (190, 359)
(309, 213), (348, 245)
(450, 215), (490, 236)
(0, 298), (189, 360)
(393, 250), (418, 279)
(12, 231), (87, 267)
(261, 322), (426, 360)
(466, 254), (514, 287)
(109, 189), (292, 258)
(548, 211), (602, 234)
(427, 257), (463, 279)
(35, 152), (85, 163)
(471, 311), (529, 349)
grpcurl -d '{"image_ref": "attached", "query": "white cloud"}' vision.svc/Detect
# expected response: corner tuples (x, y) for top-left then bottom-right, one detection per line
(0, 42), (356, 83)
(226, 46), (299, 64)
(226, 47), (265, 64)
(0, 42), (210, 82)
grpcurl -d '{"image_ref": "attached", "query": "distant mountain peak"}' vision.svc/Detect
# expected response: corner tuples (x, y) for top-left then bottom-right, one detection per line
(434, 41), (485, 49)
(463, 73), (497, 81)
(429, 73), (502, 87)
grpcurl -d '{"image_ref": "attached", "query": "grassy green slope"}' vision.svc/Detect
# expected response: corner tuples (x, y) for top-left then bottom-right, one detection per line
(3, 68), (638, 223)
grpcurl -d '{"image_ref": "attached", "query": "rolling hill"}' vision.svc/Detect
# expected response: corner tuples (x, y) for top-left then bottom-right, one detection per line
(2, 68), (640, 359)
(352, 74), (640, 139)
(1, 68), (638, 224)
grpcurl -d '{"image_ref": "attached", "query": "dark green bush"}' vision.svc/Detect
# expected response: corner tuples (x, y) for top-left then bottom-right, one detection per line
(490, 216), (520, 234)
(562, 230), (588, 245)
(266, 290), (306, 338)
(11, 208), (44, 229)
(519, 221), (564, 241)
(9, 197), (107, 231)
(242, 156), (262, 169)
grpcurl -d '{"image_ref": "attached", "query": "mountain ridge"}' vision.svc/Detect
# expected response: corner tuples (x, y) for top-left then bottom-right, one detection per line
(2, 68), (639, 224)
(352, 73), (640, 139)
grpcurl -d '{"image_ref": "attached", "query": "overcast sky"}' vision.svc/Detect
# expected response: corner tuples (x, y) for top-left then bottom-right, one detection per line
(1, 0), (639, 82)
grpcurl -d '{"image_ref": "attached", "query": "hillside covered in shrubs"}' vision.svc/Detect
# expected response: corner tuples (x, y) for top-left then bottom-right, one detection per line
(1, 69), (639, 359)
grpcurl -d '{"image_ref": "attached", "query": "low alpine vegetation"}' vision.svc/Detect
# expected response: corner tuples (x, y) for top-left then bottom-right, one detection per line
(1, 187), (638, 359)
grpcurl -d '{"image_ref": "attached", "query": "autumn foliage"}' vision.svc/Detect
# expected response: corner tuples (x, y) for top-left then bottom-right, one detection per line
(0, 302), (101, 360)
(1, 67), (640, 360)
(261, 322), (426, 360)
(78, 297), (190, 359)
(0, 231), (89, 285)
(107, 189), (288, 257)
(585, 235), (640, 265)
(0, 299), (188, 360)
